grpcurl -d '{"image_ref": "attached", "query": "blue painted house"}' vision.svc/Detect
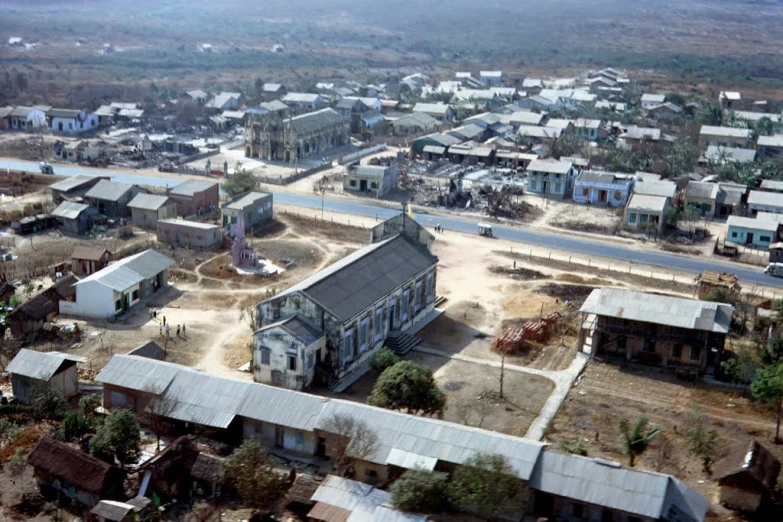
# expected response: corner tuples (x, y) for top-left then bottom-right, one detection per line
(727, 215), (781, 249)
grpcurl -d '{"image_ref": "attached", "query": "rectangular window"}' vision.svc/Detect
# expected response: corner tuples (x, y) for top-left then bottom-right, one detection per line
(639, 214), (649, 224)
(370, 181), (378, 189)
(260, 349), (271, 365)
(132, 289), (139, 301)
(288, 355), (297, 371)
(529, 180), (537, 191)
(628, 212), (637, 224)
(110, 391), (127, 408)
(343, 329), (355, 363)
(414, 282), (422, 314)
(761, 235), (772, 243)
(690, 346), (701, 361)
(295, 431), (304, 445)
(307, 351), (315, 370)
(374, 307), (384, 343)
(349, 180), (357, 187)
(426, 272), (435, 303)
(731, 231), (738, 238)
(401, 290), (410, 322)
(115, 299), (122, 311)
(359, 317), (370, 353)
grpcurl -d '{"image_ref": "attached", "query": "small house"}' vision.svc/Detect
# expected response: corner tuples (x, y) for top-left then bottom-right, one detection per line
(128, 194), (177, 230)
(191, 453), (225, 498)
(5, 349), (84, 403)
(262, 83), (287, 100)
(699, 126), (752, 148)
(8, 106), (47, 130)
(0, 281), (15, 303)
(573, 171), (633, 206)
(343, 160), (399, 198)
(713, 440), (780, 512)
(716, 182), (747, 217)
(646, 102), (682, 121)
(59, 249), (174, 319)
(281, 93), (325, 111)
(696, 271), (740, 300)
(757, 135), (783, 159)
(770, 243), (783, 264)
(390, 112), (439, 136)
(760, 180), (783, 193)
(90, 499), (151, 522)
(411, 102), (455, 123)
(71, 246), (111, 275)
(221, 191), (274, 232)
(684, 181), (720, 217)
(720, 91), (741, 108)
(167, 180), (219, 217)
(526, 159), (577, 200)
(704, 145), (756, 165)
(52, 201), (99, 235)
(49, 174), (109, 204)
(625, 194), (669, 233)
(7, 294), (57, 339)
(84, 180), (146, 219)
(49, 108), (99, 134)
(748, 190), (783, 216)
(157, 219), (222, 249)
(727, 215), (780, 249)
(206, 92), (241, 111)
(127, 341), (166, 361)
(28, 439), (125, 507)
(640, 93), (666, 109)
(572, 118), (605, 141)
(618, 126), (668, 152)
(185, 90), (208, 104)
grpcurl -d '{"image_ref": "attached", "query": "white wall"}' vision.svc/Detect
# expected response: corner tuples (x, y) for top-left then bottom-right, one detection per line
(59, 280), (119, 319)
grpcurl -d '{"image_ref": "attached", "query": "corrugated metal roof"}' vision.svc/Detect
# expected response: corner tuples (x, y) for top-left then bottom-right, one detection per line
(700, 125), (750, 138)
(238, 383), (326, 431)
(413, 102), (451, 115)
(283, 92), (322, 103)
(727, 215), (780, 233)
(528, 159), (573, 175)
(289, 108), (345, 134)
(72, 246), (109, 262)
(309, 502), (352, 522)
(312, 476), (390, 521)
(748, 190), (783, 208)
(314, 400), (544, 480)
(161, 371), (251, 429)
(5, 349), (84, 380)
(580, 288), (733, 334)
(528, 451), (707, 521)
(705, 146), (756, 164)
(685, 181), (720, 201)
(168, 179), (217, 197)
(386, 448), (437, 471)
(225, 191), (272, 210)
(49, 174), (104, 193)
(52, 201), (89, 219)
(758, 135), (783, 148)
(760, 180), (783, 192)
(577, 171), (632, 185)
(633, 180), (677, 199)
(516, 126), (563, 139)
(371, 506), (427, 522)
(128, 194), (171, 211)
(275, 235), (437, 321)
(95, 354), (182, 394)
(158, 219), (220, 231)
(85, 180), (135, 202)
(76, 249), (174, 292)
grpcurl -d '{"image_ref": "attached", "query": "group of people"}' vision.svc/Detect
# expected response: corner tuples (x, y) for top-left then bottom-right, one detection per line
(434, 224), (445, 233)
(150, 307), (186, 339)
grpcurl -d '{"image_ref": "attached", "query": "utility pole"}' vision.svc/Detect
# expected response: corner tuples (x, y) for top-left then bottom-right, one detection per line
(321, 185), (325, 221)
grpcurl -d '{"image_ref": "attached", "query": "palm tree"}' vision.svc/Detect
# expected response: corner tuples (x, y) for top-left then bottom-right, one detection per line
(618, 417), (661, 467)
(756, 116), (775, 137)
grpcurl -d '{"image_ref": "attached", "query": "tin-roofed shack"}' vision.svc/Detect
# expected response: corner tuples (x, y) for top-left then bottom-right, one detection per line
(4, 349), (85, 403)
(713, 440), (780, 512)
(696, 271), (740, 300)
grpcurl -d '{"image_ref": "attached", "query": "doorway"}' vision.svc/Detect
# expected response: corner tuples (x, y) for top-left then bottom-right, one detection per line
(275, 426), (284, 448)
(542, 181), (549, 194)
(746, 232), (754, 245)
(360, 179), (368, 191)
(598, 190), (608, 203)
(285, 150), (291, 162)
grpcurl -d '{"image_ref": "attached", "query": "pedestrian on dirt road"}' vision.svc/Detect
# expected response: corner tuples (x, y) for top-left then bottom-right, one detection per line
(182, 324), (186, 336)
(176, 325), (181, 337)
(153, 309), (157, 319)
(159, 324), (163, 336)
(163, 316), (166, 326)
(165, 324), (171, 337)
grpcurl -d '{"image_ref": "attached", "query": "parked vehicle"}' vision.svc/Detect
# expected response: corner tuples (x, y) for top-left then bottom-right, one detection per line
(39, 161), (54, 174)
(765, 262), (783, 277)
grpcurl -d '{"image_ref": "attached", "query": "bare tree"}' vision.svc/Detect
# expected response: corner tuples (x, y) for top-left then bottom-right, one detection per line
(145, 395), (179, 453)
(239, 306), (257, 331)
(321, 414), (379, 477)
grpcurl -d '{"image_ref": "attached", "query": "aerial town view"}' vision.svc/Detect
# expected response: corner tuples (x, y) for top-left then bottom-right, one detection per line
(3, 0), (783, 521)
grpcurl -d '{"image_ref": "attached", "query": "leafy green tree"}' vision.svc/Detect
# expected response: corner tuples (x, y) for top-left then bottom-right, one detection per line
(91, 409), (141, 466)
(31, 383), (66, 421)
(0, 418), (22, 447)
(224, 440), (286, 510)
(686, 411), (721, 473)
(698, 101), (724, 126)
(618, 417), (661, 467)
(79, 393), (101, 418)
(368, 361), (446, 417)
(371, 347), (399, 373)
(755, 116), (775, 137)
(223, 167), (260, 197)
(58, 412), (91, 442)
(751, 361), (783, 442)
(23, 280), (34, 297)
(449, 454), (529, 518)
(390, 468), (448, 513)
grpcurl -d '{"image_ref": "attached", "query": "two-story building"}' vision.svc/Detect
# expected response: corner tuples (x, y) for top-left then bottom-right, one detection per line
(221, 191), (274, 232)
(343, 160), (399, 198)
(254, 214), (438, 390)
(526, 159), (577, 199)
(579, 288), (733, 376)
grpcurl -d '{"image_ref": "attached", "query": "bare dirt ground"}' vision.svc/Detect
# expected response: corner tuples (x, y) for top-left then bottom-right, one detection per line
(548, 359), (783, 513)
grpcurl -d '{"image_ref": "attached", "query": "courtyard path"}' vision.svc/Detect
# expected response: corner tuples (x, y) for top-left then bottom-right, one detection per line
(413, 345), (590, 441)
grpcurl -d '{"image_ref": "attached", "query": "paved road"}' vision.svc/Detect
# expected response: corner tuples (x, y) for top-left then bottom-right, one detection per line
(2, 158), (778, 288)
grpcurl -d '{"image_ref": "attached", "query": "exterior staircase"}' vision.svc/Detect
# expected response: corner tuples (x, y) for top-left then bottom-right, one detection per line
(385, 331), (422, 356)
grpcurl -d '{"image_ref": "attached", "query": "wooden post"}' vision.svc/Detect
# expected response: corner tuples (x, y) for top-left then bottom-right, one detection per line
(499, 351), (505, 399)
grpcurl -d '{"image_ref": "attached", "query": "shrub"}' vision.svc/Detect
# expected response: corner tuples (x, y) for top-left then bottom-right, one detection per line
(371, 347), (399, 373)
(390, 469), (448, 513)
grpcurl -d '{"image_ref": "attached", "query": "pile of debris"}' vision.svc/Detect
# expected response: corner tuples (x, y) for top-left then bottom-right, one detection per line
(492, 312), (560, 354)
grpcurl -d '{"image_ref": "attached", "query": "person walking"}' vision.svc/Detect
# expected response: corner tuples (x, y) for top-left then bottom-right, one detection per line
(153, 309), (157, 319)
(163, 316), (166, 326)
(182, 323), (186, 336)
(176, 325), (181, 337)
(165, 324), (171, 338)
(159, 323), (163, 336)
